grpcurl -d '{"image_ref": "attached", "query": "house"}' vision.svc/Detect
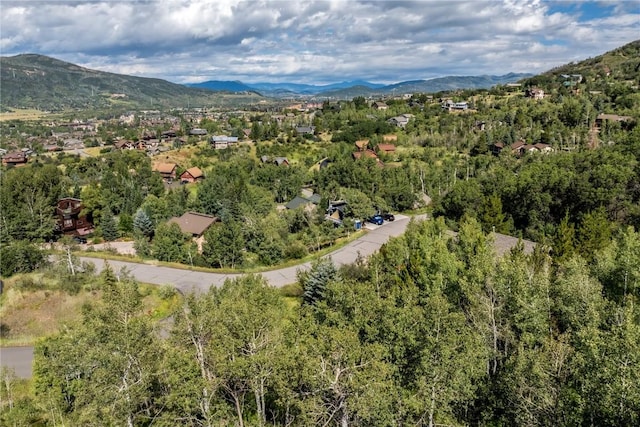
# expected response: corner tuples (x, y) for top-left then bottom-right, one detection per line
(180, 167), (204, 183)
(274, 157), (289, 166)
(260, 156), (290, 166)
(326, 200), (348, 224)
(167, 212), (218, 238)
(189, 128), (208, 136)
(153, 162), (178, 181)
(353, 149), (384, 167)
(441, 99), (454, 109)
(510, 140), (527, 156)
(387, 115), (410, 128)
(352, 149), (379, 161)
(595, 114), (633, 129)
(285, 194), (321, 211)
(211, 135), (239, 149)
(491, 142), (505, 155)
(114, 140), (135, 150)
(382, 134), (398, 142)
(2, 151), (28, 166)
(376, 143), (396, 154)
(355, 139), (369, 151)
(533, 143), (553, 153)
(295, 126), (315, 135)
(310, 157), (331, 172)
(526, 87), (545, 99)
(55, 198), (94, 236)
(372, 101), (389, 110)
(161, 130), (177, 139)
(167, 211), (218, 251)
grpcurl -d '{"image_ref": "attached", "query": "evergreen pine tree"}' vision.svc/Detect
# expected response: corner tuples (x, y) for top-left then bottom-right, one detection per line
(300, 258), (337, 305)
(133, 209), (154, 238)
(101, 208), (119, 241)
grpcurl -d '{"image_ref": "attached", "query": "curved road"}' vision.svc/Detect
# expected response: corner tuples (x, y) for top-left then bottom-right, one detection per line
(0, 215), (421, 378)
(76, 214), (423, 294)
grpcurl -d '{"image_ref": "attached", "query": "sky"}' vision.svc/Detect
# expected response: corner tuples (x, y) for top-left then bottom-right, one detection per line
(1, 0), (638, 85)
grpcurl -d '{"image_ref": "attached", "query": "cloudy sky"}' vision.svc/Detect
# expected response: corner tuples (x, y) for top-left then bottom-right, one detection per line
(1, 1), (638, 85)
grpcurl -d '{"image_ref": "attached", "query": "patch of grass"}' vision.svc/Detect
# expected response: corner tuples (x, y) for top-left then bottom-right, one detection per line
(0, 274), (182, 347)
(279, 282), (303, 298)
(0, 108), (58, 122)
(83, 146), (103, 157)
(0, 284), (94, 346)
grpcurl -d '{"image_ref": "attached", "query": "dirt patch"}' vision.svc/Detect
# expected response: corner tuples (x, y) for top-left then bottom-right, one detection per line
(0, 288), (93, 344)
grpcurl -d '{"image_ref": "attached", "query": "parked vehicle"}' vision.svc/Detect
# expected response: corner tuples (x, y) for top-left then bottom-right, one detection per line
(72, 235), (87, 244)
(382, 213), (395, 221)
(367, 214), (384, 225)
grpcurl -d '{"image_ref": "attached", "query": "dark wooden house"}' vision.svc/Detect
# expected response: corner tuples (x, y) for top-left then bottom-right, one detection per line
(56, 198), (94, 236)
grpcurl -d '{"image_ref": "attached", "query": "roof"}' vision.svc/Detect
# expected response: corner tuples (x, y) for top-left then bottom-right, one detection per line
(511, 141), (526, 150)
(355, 139), (369, 150)
(2, 151), (27, 161)
(153, 163), (177, 174)
(182, 167), (204, 179)
(274, 157), (289, 166)
(286, 194), (322, 210)
(167, 212), (218, 237)
(596, 114), (632, 122)
(211, 135), (239, 143)
(286, 196), (312, 210)
(376, 143), (396, 152)
(295, 126), (315, 134)
(353, 149), (378, 160)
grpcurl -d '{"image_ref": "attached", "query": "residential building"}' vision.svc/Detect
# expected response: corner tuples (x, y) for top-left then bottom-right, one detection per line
(180, 167), (204, 183)
(55, 198), (94, 236)
(153, 162), (177, 181)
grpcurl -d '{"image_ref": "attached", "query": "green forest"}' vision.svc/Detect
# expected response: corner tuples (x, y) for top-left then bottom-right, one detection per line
(2, 217), (639, 426)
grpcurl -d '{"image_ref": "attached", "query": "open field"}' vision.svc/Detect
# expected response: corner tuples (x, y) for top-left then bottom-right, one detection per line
(0, 108), (57, 122)
(0, 273), (181, 347)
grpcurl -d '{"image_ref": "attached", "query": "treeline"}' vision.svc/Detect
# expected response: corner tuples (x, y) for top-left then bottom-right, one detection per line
(436, 130), (640, 247)
(3, 217), (638, 426)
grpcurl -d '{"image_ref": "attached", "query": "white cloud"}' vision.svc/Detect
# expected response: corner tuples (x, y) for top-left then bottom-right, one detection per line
(0, 0), (637, 84)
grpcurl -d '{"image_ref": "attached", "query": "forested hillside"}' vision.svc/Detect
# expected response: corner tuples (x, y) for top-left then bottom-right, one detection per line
(3, 217), (639, 426)
(0, 54), (264, 111)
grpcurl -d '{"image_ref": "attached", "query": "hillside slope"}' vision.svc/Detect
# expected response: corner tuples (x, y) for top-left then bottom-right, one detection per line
(0, 54), (264, 111)
(524, 39), (640, 90)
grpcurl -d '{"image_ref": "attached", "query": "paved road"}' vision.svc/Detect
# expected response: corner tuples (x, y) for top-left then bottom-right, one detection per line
(0, 347), (34, 379)
(77, 214), (422, 294)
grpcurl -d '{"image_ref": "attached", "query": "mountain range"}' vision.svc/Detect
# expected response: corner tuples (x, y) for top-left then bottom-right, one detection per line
(1, 40), (637, 110)
(186, 74), (532, 98)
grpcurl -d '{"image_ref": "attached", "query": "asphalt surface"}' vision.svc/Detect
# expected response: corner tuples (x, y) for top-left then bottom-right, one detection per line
(0, 346), (34, 379)
(76, 214), (421, 294)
